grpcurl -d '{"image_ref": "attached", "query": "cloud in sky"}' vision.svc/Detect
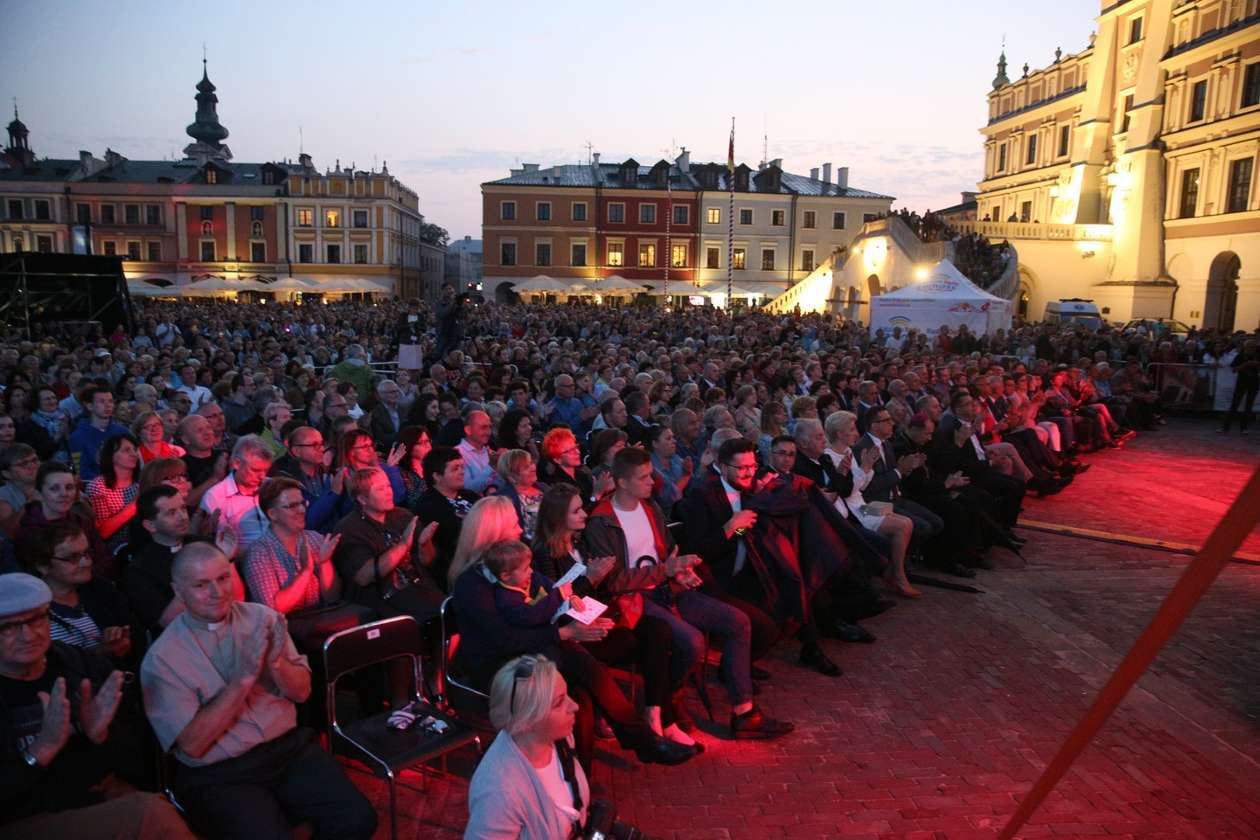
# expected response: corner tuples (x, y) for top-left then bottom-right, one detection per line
(1, 0), (1100, 238)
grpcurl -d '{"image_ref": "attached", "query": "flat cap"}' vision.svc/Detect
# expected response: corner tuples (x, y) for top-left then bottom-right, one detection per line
(0, 573), (53, 617)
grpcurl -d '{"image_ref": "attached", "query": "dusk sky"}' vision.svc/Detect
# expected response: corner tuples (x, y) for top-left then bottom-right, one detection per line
(3, 0), (1099, 240)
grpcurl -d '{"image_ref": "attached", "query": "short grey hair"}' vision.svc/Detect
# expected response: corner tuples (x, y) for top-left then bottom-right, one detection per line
(231, 434), (274, 464)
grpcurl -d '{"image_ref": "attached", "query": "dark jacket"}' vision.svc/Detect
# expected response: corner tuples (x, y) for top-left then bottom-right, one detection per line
(268, 454), (354, 534)
(413, 487), (480, 588)
(581, 496), (675, 628)
(368, 403), (403, 451)
(451, 563), (563, 687)
(50, 577), (142, 668)
(850, 433), (901, 503)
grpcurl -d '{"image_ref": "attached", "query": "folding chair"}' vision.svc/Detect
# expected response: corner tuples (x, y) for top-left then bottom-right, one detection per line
(436, 595), (491, 718)
(323, 615), (481, 840)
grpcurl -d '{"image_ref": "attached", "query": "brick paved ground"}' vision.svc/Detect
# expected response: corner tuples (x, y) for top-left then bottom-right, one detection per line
(348, 418), (1260, 839)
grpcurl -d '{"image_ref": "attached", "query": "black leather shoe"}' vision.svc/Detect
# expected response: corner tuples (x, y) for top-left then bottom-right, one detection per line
(800, 643), (842, 676)
(832, 621), (877, 643)
(729, 706), (795, 740)
(633, 734), (695, 765)
(750, 664), (773, 681)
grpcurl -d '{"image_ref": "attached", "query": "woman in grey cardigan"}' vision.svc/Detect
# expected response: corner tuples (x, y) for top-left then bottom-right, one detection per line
(465, 654), (589, 839)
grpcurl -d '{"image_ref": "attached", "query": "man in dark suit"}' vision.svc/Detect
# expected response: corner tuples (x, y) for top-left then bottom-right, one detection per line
(367, 379), (404, 452)
(851, 407), (944, 544)
(854, 381), (883, 436)
(677, 439), (840, 676)
(623, 391), (656, 447)
(932, 391), (1025, 530)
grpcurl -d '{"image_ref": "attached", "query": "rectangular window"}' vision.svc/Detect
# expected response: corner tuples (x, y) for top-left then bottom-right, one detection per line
(802, 249), (815, 272)
(706, 246), (720, 269)
(537, 202), (551, 222)
(297, 208), (313, 227)
(571, 243), (587, 266)
(638, 243), (656, 267)
(200, 240), (215, 261)
(803, 210), (816, 229)
(146, 204), (161, 225)
(352, 209), (369, 228)
(36, 235), (53, 254)
(126, 241), (141, 260)
(771, 209), (785, 226)
(1129, 16), (1142, 44)
(198, 205), (213, 221)
(102, 240), (117, 256)
(1179, 168), (1200, 218)
(501, 241), (517, 266)
(1189, 80), (1207, 122)
(671, 243), (687, 268)
(298, 243), (313, 263)
(761, 249), (775, 271)
(500, 201), (517, 221)
(147, 241), (161, 261)
(1121, 94), (1134, 133)
(353, 243), (369, 264)
(76, 203), (91, 224)
(1244, 63), (1260, 108)
(1227, 158), (1253, 213)
(739, 208), (753, 225)
(249, 206), (265, 222)
(125, 204), (140, 225)
(832, 211), (846, 229)
(863, 213), (879, 223)
(1019, 201), (1032, 223)
(672, 205), (688, 225)
(205, 169), (217, 184)
(101, 204), (117, 224)
(536, 242), (552, 266)
(34, 200), (50, 221)
(251, 242), (267, 262)
(706, 207), (720, 225)
(1058, 125), (1071, 157)
(608, 203), (625, 223)
(572, 202), (587, 222)
(324, 209), (340, 228)
(1025, 134), (1038, 165)
(732, 247), (746, 270)
(326, 244), (341, 263)
(639, 204), (656, 224)
(998, 144), (1007, 171)
(607, 242), (624, 267)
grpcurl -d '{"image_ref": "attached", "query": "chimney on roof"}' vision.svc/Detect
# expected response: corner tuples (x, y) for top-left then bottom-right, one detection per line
(810, 167), (819, 180)
(592, 152), (600, 166)
(522, 163), (539, 172)
(299, 153), (313, 170)
(676, 147), (689, 173)
(770, 158), (782, 170)
(821, 163), (832, 184)
(836, 166), (849, 189)
(961, 190), (977, 203)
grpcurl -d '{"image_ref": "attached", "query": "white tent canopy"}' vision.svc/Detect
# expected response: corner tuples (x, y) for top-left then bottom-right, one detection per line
(868, 260), (1012, 337)
(514, 275), (572, 293)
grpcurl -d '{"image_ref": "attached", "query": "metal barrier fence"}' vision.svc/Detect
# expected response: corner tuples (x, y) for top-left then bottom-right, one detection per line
(1147, 362), (1219, 413)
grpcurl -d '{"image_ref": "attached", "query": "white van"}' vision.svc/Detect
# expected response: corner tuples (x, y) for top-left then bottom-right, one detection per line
(1043, 298), (1102, 330)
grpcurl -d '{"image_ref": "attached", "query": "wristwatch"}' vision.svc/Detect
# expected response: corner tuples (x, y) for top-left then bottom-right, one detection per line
(20, 746), (39, 768)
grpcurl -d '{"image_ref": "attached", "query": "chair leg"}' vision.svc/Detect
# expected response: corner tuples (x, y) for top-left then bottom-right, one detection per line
(388, 775), (398, 840)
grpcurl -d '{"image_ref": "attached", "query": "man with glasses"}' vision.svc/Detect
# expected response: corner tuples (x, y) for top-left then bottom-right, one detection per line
(269, 426), (352, 535)
(852, 407), (945, 547)
(368, 379), (404, 451)
(0, 573), (192, 838)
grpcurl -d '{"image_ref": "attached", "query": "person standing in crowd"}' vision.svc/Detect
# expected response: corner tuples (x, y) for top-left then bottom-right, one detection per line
(68, 387), (129, 482)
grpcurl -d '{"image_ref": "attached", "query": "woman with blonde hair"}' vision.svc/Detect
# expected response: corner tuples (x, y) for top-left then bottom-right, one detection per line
(823, 410), (920, 598)
(446, 496), (524, 588)
(465, 655), (588, 839)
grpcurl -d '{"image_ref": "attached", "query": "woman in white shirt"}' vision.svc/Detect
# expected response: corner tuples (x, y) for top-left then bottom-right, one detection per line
(822, 411), (920, 599)
(465, 654), (589, 840)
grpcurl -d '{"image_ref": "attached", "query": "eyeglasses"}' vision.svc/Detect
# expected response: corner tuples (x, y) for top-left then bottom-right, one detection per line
(275, 500), (308, 511)
(12, 457), (39, 469)
(509, 656), (538, 713)
(292, 441), (324, 450)
(722, 463), (758, 473)
(0, 609), (50, 637)
(769, 449), (795, 457)
(52, 551), (92, 566)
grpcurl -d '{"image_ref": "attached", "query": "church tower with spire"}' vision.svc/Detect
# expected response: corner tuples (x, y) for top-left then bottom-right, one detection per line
(183, 59), (232, 163)
(5, 103), (35, 168)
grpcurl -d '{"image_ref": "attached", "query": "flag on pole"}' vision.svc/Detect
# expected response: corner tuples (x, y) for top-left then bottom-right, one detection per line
(727, 123), (735, 174)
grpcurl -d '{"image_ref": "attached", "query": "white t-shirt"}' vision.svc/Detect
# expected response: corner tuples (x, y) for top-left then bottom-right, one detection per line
(536, 747), (579, 823)
(613, 502), (658, 568)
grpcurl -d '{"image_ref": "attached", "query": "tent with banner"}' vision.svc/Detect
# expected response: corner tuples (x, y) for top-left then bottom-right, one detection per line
(868, 260), (1012, 337)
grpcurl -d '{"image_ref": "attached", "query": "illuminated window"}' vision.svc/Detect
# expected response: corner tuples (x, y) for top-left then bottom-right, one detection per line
(671, 244), (687, 268)
(706, 207), (720, 224)
(324, 209), (340, 228)
(732, 247), (746, 269)
(206, 168), (217, 184)
(607, 242), (624, 267)
(638, 243), (656, 267)
(297, 208), (313, 227)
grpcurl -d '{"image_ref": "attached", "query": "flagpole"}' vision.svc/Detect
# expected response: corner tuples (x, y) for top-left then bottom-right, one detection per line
(664, 155), (671, 309)
(727, 117), (735, 330)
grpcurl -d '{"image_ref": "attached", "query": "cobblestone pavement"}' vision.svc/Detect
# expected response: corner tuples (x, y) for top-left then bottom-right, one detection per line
(350, 419), (1260, 839)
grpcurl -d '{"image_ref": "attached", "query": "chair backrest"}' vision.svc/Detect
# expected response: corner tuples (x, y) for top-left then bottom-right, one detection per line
(439, 595), (459, 675)
(323, 614), (421, 686)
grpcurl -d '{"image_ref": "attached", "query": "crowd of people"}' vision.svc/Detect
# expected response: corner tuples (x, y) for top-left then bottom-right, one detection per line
(0, 287), (1253, 840)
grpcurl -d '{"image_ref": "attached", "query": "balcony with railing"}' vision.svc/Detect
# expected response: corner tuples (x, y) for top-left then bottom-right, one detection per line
(955, 220), (1113, 242)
